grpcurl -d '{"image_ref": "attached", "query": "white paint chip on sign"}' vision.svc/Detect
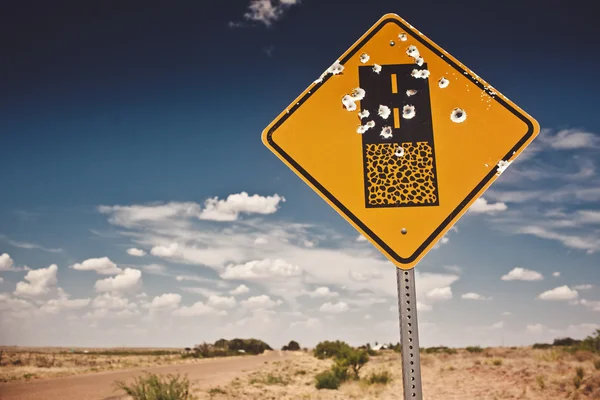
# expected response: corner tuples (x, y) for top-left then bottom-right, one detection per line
(395, 146), (405, 157)
(360, 53), (370, 63)
(450, 108), (467, 123)
(380, 126), (393, 139)
(358, 109), (370, 119)
(438, 77), (449, 88)
(378, 105), (391, 119)
(402, 105), (416, 119)
(328, 60), (344, 75)
(399, 33), (407, 41)
(373, 64), (382, 74)
(351, 88), (366, 101)
(406, 89), (418, 96)
(497, 160), (512, 175)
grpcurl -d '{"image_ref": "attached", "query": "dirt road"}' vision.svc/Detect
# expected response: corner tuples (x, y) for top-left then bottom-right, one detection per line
(0, 351), (290, 400)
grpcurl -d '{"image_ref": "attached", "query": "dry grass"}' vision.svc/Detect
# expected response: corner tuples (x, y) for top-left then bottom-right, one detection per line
(0, 346), (196, 382)
(2, 346), (600, 399)
(199, 348), (600, 399)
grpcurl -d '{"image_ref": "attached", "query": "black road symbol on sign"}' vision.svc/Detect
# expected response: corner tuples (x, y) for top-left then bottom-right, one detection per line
(359, 64), (440, 208)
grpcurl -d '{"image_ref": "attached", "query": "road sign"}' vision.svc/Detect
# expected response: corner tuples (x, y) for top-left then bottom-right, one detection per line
(262, 13), (539, 269)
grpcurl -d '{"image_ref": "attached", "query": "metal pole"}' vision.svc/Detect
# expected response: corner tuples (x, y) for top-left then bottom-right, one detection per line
(397, 267), (423, 399)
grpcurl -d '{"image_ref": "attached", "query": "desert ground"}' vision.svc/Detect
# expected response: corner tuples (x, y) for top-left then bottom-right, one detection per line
(1, 346), (599, 399)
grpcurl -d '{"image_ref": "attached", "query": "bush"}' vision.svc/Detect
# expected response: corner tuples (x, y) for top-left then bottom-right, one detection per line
(576, 366), (585, 380)
(574, 375), (582, 389)
(553, 337), (582, 347)
(533, 343), (552, 349)
(114, 373), (195, 400)
(282, 340), (301, 351)
(315, 370), (340, 390)
(492, 359), (503, 366)
(466, 346), (484, 353)
(425, 346), (457, 355)
(594, 359), (600, 370)
(367, 370), (392, 385)
(313, 341), (352, 360)
(331, 360), (349, 382)
(338, 347), (369, 379)
(188, 338), (272, 358)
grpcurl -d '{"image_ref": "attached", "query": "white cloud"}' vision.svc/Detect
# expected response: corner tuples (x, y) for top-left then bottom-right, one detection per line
(173, 302), (226, 317)
(580, 299), (600, 312)
(290, 317), (321, 329)
(207, 295), (236, 309)
(230, 284), (250, 295)
(526, 323), (546, 334)
(501, 267), (543, 281)
(241, 295), (280, 309)
(574, 284), (593, 290)
(95, 268), (142, 293)
(221, 259), (301, 280)
(14, 264), (58, 297)
(302, 286), (339, 298)
(198, 192), (285, 221)
(150, 243), (179, 257)
(349, 269), (381, 282)
(254, 237), (268, 245)
(541, 128), (599, 149)
(6, 239), (62, 253)
(40, 290), (90, 314)
(240, 0), (300, 27)
(426, 287), (452, 301)
(0, 277), (3, 283)
(141, 264), (169, 276)
(71, 257), (123, 275)
(0, 253), (20, 271)
(517, 226), (599, 254)
(537, 286), (578, 301)
(98, 202), (202, 227)
(502, 311), (512, 316)
(552, 272), (560, 277)
(319, 301), (349, 313)
(356, 235), (367, 242)
(461, 292), (487, 300)
(127, 248), (146, 257)
(444, 265), (461, 274)
(417, 302), (432, 312)
(150, 293), (182, 309)
(92, 293), (138, 311)
(469, 197), (508, 214)
(491, 321), (504, 329)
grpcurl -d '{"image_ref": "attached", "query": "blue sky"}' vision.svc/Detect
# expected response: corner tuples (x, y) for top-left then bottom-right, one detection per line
(0, 0), (599, 349)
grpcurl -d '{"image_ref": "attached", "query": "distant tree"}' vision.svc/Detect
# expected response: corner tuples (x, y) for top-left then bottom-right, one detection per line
(282, 340), (300, 351)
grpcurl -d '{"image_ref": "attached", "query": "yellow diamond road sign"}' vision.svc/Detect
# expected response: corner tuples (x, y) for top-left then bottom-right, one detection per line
(262, 13), (540, 270)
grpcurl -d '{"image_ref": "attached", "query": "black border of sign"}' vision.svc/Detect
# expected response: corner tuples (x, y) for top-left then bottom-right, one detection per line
(265, 17), (536, 264)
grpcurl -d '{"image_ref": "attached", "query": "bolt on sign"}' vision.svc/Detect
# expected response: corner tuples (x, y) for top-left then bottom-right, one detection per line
(262, 13), (539, 269)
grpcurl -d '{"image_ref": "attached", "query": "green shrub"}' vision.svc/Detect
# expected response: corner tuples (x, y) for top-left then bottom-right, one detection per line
(313, 341), (352, 360)
(466, 346), (483, 353)
(367, 370), (392, 385)
(282, 340), (301, 351)
(576, 366), (584, 380)
(574, 375), (582, 389)
(315, 370), (340, 390)
(331, 360), (349, 382)
(533, 343), (552, 349)
(553, 337), (582, 347)
(492, 359), (503, 366)
(594, 359), (600, 370)
(114, 373), (195, 400)
(337, 347), (369, 379)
